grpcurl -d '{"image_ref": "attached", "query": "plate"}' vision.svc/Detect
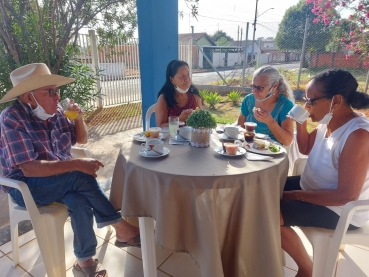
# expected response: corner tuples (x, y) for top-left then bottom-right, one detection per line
(218, 133), (244, 141)
(172, 135), (190, 142)
(254, 133), (269, 139)
(139, 147), (170, 158)
(214, 146), (246, 156)
(245, 142), (286, 155)
(133, 132), (165, 142)
(216, 125), (245, 133)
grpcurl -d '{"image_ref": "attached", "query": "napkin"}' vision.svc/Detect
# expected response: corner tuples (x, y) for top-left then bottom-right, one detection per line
(245, 152), (273, 161)
(169, 138), (190, 145)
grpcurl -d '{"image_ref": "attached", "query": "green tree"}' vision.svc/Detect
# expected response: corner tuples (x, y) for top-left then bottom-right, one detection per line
(210, 30), (234, 46)
(0, 0), (137, 109)
(275, 0), (333, 53)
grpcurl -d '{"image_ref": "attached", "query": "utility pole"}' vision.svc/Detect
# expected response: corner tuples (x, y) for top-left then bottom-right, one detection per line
(251, 0), (258, 66)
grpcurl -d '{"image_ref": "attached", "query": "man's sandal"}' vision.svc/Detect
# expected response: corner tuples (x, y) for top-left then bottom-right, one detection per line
(74, 259), (108, 277)
(115, 233), (141, 248)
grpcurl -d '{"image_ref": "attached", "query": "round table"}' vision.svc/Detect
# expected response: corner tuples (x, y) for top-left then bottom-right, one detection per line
(110, 131), (289, 277)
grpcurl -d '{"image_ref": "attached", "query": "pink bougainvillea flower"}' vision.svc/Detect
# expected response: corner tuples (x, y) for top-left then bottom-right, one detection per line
(346, 45), (351, 50)
(336, 19), (341, 24)
(358, 4), (364, 10)
(349, 14), (354, 20)
(324, 17), (329, 24)
(366, 11), (369, 18)
(364, 61), (369, 66)
(341, 1), (346, 7)
(345, 55), (350, 60)
(360, 27), (364, 32)
(350, 31), (355, 36)
(313, 18), (320, 23)
(341, 37), (345, 42)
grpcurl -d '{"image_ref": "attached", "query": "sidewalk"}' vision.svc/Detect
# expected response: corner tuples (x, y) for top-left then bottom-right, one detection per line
(0, 114), (143, 246)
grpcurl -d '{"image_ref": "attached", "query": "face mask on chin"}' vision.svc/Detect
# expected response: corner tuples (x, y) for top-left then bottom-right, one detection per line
(173, 82), (190, 94)
(28, 92), (55, 121)
(319, 98), (334, 125)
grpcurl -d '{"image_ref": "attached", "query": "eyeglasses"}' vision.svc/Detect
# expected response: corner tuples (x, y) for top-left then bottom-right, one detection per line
(303, 95), (326, 106)
(42, 88), (59, 97)
(250, 84), (265, 92)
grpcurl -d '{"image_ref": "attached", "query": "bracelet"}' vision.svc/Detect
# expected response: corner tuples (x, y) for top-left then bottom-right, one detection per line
(299, 192), (304, 202)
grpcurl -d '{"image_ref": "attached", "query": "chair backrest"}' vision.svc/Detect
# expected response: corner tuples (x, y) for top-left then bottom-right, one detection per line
(292, 157), (308, 176)
(145, 103), (157, 131)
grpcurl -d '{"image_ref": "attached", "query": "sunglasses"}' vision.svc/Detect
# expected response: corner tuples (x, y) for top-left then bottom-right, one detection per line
(40, 88), (59, 97)
(303, 95), (326, 106)
(250, 84), (265, 92)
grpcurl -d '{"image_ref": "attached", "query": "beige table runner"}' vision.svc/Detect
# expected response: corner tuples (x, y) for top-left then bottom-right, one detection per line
(110, 133), (288, 277)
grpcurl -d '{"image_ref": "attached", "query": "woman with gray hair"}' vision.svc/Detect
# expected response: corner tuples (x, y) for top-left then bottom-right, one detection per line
(237, 65), (294, 145)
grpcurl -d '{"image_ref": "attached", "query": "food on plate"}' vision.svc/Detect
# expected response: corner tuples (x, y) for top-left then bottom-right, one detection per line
(252, 139), (268, 150)
(268, 143), (281, 153)
(145, 131), (151, 137)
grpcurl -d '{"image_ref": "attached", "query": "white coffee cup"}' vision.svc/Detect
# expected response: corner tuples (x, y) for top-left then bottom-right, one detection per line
(141, 139), (164, 156)
(224, 126), (239, 139)
(287, 105), (310, 124)
(177, 126), (192, 140)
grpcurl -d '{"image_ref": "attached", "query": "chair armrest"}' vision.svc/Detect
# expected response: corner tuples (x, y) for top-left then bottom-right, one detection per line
(0, 176), (40, 218)
(323, 200), (369, 277)
(71, 147), (90, 158)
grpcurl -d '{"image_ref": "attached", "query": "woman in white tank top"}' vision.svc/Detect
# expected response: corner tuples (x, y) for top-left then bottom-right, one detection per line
(280, 69), (369, 277)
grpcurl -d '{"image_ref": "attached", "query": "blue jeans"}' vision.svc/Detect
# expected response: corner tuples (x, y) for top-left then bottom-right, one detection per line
(8, 171), (122, 260)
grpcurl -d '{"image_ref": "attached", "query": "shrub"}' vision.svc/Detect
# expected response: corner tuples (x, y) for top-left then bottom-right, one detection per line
(204, 92), (222, 109)
(227, 90), (242, 105)
(199, 89), (209, 104)
(186, 109), (217, 129)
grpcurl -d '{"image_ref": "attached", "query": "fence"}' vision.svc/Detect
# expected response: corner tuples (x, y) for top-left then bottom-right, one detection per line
(186, 19), (369, 93)
(77, 31), (192, 108)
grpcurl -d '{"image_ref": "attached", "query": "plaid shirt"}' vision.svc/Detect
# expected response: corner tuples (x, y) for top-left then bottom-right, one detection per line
(0, 100), (77, 192)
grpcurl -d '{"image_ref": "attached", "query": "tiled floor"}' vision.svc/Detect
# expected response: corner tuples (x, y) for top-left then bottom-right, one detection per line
(0, 223), (369, 277)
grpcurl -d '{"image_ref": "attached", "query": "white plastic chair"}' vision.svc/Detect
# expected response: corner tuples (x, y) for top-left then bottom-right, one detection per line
(292, 157), (308, 176)
(300, 200), (369, 277)
(2, 146), (90, 277)
(145, 103), (156, 131)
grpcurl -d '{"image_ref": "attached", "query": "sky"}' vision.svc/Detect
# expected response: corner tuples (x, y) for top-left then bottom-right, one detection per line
(178, 0), (301, 40)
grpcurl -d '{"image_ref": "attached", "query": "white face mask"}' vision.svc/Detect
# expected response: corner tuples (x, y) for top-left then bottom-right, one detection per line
(319, 98), (334, 125)
(256, 85), (274, 102)
(28, 92), (55, 120)
(173, 82), (190, 94)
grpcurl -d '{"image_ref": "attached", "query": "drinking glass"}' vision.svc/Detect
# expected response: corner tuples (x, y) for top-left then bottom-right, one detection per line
(169, 116), (179, 137)
(59, 98), (79, 120)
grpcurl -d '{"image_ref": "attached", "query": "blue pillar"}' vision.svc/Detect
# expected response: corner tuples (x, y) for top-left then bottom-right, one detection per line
(137, 0), (178, 130)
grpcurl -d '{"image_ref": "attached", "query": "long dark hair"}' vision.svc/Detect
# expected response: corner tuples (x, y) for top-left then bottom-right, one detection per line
(313, 69), (369, 109)
(157, 60), (199, 108)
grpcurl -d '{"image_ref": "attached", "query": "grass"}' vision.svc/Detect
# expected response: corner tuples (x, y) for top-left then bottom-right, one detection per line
(208, 68), (368, 92)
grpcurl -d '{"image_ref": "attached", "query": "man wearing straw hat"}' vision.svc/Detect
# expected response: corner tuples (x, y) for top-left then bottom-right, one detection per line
(0, 63), (140, 277)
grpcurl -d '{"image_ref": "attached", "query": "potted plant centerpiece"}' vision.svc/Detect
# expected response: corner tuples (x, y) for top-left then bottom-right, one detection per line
(186, 109), (217, 147)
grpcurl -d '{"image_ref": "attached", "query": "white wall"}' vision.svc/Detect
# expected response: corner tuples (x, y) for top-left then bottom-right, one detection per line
(212, 53), (226, 67)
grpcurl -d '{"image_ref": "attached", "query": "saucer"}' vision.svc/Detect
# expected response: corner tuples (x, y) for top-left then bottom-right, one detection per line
(139, 147), (170, 158)
(133, 132), (165, 142)
(214, 146), (246, 157)
(218, 133), (244, 141)
(216, 125), (245, 133)
(254, 133), (269, 139)
(173, 135), (190, 141)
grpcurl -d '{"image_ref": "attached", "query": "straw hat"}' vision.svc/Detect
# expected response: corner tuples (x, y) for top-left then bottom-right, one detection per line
(0, 63), (74, 104)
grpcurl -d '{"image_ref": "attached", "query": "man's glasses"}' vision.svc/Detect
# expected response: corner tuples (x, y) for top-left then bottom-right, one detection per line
(43, 88), (59, 97)
(303, 95), (326, 106)
(250, 84), (265, 92)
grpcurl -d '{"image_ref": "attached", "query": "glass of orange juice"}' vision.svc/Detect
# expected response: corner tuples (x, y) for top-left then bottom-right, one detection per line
(59, 98), (79, 120)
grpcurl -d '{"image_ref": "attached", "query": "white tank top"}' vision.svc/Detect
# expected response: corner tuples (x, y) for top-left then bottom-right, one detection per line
(301, 114), (369, 227)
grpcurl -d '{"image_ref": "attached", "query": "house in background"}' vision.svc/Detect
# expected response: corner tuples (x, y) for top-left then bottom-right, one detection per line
(230, 40), (261, 65)
(179, 33), (216, 68)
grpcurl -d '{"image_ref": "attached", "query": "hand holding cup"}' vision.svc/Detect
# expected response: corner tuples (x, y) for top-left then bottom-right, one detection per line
(59, 98), (82, 120)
